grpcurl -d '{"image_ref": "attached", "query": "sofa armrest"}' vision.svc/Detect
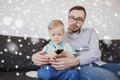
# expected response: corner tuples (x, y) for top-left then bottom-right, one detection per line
(99, 40), (120, 63)
(0, 34), (48, 71)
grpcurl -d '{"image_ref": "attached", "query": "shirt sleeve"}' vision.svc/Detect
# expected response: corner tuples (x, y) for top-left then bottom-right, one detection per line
(42, 44), (48, 54)
(77, 29), (101, 66)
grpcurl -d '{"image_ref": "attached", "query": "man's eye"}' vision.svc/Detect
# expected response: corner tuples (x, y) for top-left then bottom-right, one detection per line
(70, 17), (75, 20)
(77, 17), (83, 21)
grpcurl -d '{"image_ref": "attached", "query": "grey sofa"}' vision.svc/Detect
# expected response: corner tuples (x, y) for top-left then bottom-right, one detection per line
(0, 34), (119, 80)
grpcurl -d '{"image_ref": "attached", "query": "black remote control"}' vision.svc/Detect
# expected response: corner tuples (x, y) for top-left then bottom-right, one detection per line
(55, 49), (63, 54)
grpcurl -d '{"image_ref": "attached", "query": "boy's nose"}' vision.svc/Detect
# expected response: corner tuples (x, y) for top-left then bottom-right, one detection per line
(55, 35), (59, 38)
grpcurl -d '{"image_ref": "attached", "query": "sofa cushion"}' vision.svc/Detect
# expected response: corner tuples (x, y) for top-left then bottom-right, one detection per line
(0, 71), (42, 80)
(0, 34), (48, 71)
(100, 40), (120, 63)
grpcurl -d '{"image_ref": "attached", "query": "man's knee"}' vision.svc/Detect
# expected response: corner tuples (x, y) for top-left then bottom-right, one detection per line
(79, 66), (119, 80)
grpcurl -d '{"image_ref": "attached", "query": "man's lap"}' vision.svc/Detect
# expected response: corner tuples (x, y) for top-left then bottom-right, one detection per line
(38, 64), (119, 80)
(100, 63), (120, 74)
(79, 66), (119, 80)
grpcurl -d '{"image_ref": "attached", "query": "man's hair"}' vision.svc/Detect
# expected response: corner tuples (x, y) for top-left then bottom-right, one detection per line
(48, 20), (64, 30)
(69, 6), (86, 19)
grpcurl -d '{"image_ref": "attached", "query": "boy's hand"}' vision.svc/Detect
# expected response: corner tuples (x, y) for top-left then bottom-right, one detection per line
(56, 51), (66, 58)
(56, 51), (75, 58)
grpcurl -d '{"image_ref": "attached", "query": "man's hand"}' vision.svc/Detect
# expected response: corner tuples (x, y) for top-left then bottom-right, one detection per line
(50, 56), (80, 70)
(31, 51), (49, 66)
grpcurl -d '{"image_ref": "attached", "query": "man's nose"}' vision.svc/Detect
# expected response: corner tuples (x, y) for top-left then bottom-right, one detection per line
(73, 21), (77, 24)
(73, 20), (77, 24)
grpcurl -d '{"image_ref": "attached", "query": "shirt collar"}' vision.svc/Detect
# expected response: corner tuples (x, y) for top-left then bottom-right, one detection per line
(49, 41), (64, 49)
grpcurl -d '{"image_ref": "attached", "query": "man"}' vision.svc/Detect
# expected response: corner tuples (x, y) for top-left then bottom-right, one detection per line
(32, 6), (119, 80)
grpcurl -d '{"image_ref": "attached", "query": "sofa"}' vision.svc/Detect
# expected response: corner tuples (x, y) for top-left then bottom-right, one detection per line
(0, 34), (120, 80)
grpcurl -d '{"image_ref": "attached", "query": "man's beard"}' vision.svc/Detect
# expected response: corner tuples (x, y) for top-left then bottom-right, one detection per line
(68, 27), (80, 33)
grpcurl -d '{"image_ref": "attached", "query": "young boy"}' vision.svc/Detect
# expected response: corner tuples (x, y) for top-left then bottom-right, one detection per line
(37, 20), (80, 80)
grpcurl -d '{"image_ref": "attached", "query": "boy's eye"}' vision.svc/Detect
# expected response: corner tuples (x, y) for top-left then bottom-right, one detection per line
(57, 33), (62, 36)
(51, 34), (55, 36)
(51, 33), (62, 36)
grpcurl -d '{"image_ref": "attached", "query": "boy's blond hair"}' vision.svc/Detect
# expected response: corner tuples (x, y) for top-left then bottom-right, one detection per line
(48, 20), (64, 30)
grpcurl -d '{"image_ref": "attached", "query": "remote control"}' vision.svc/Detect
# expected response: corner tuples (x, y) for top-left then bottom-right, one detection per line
(55, 49), (63, 54)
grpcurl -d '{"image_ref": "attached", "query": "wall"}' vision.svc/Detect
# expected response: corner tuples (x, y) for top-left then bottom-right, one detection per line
(0, 0), (120, 39)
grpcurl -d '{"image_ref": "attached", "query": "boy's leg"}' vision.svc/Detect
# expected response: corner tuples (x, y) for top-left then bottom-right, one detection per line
(56, 69), (80, 80)
(37, 65), (58, 80)
(79, 66), (119, 80)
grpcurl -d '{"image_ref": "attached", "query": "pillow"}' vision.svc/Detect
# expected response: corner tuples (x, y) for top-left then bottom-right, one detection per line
(0, 34), (48, 71)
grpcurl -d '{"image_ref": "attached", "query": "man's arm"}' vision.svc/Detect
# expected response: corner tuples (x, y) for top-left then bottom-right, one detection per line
(77, 29), (101, 65)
